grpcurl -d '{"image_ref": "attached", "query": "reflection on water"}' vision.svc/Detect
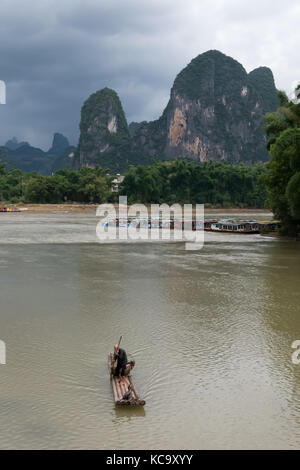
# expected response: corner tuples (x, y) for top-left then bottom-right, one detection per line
(0, 213), (299, 449)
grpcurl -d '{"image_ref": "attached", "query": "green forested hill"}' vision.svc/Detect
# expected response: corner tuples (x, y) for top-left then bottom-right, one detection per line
(248, 66), (279, 113)
(76, 88), (131, 172)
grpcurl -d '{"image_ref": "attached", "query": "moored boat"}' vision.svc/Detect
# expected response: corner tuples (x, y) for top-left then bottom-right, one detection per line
(205, 218), (260, 233)
(0, 206), (20, 213)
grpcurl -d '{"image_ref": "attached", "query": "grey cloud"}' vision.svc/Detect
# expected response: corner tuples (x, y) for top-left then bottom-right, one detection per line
(0, 0), (299, 149)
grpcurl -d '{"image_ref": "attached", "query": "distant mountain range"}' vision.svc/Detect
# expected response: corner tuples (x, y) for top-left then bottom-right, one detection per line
(1, 50), (280, 175)
(75, 50), (279, 172)
(0, 133), (75, 174)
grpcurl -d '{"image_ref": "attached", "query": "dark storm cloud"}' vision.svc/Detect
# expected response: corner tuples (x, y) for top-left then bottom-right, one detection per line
(0, 0), (299, 149)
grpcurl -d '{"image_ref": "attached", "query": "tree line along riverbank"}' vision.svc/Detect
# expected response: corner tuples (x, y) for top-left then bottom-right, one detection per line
(0, 160), (268, 208)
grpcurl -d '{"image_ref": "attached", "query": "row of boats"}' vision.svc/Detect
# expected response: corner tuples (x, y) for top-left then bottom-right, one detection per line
(0, 207), (280, 234)
(101, 217), (280, 234)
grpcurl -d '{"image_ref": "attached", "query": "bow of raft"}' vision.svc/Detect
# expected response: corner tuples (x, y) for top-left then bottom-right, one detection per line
(108, 353), (146, 406)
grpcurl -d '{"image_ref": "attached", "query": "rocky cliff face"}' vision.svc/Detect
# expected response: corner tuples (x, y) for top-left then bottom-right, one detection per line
(76, 51), (279, 170)
(76, 87), (131, 171)
(132, 50), (279, 164)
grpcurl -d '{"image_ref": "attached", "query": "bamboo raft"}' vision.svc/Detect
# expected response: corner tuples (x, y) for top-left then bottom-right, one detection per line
(108, 353), (146, 406)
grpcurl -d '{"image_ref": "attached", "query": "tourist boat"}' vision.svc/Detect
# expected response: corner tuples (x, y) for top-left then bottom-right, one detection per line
(204, 219), (218, 230)
(108, 353), (146, 406)
(257, 221), (281, 232)
(206, 219), (260, 233)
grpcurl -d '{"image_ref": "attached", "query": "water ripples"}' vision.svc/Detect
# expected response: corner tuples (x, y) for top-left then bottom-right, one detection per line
(0, 214), (299, 449)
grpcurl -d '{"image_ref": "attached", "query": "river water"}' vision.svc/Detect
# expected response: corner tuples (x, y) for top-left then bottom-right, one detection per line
(0, 212), (299, 449)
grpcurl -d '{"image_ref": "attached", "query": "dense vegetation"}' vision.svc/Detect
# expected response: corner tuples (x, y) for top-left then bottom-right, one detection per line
(0, 159), (267, 207)
(0, 163), (113, 204)
(262, 88), (300, 236)
(119, 159), (267, 207)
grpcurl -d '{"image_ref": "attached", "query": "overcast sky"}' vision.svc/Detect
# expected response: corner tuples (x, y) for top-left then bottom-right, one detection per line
(0, 0), (299, 150)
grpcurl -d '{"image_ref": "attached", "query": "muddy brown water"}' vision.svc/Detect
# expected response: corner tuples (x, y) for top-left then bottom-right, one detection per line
(0, 212), (299, 449)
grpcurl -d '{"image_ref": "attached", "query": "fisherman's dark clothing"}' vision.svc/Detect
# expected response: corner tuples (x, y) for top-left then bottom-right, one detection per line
(114, 348), (128, 377)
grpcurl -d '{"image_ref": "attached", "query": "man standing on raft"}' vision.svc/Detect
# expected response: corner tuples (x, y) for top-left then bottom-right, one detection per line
(114, 343), (127, 385)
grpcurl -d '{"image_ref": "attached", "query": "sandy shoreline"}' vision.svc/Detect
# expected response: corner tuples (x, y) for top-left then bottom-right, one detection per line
(3, 204), (274, 223)
(14, 203), (99, 213)
(8, 203), (273, 217)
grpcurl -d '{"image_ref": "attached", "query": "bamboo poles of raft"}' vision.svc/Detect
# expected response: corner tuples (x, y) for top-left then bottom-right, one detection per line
(108, 354), (146, 406)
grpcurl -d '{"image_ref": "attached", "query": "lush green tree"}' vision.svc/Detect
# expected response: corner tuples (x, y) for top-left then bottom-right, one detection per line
(0, 161), (6, 176)
(263, 87), (300, 236)
(286, 171), (300, 219)
(0, 157), (267, 208)
(76, 166), (112, 203)
(119, 159), (267, 208)
(24, 176), (51, 203)
(0, 163), (113, 205)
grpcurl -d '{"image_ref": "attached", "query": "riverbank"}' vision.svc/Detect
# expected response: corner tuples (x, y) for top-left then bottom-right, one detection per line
(15, 203), (99, 213)
(9, 203), (274, 218)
